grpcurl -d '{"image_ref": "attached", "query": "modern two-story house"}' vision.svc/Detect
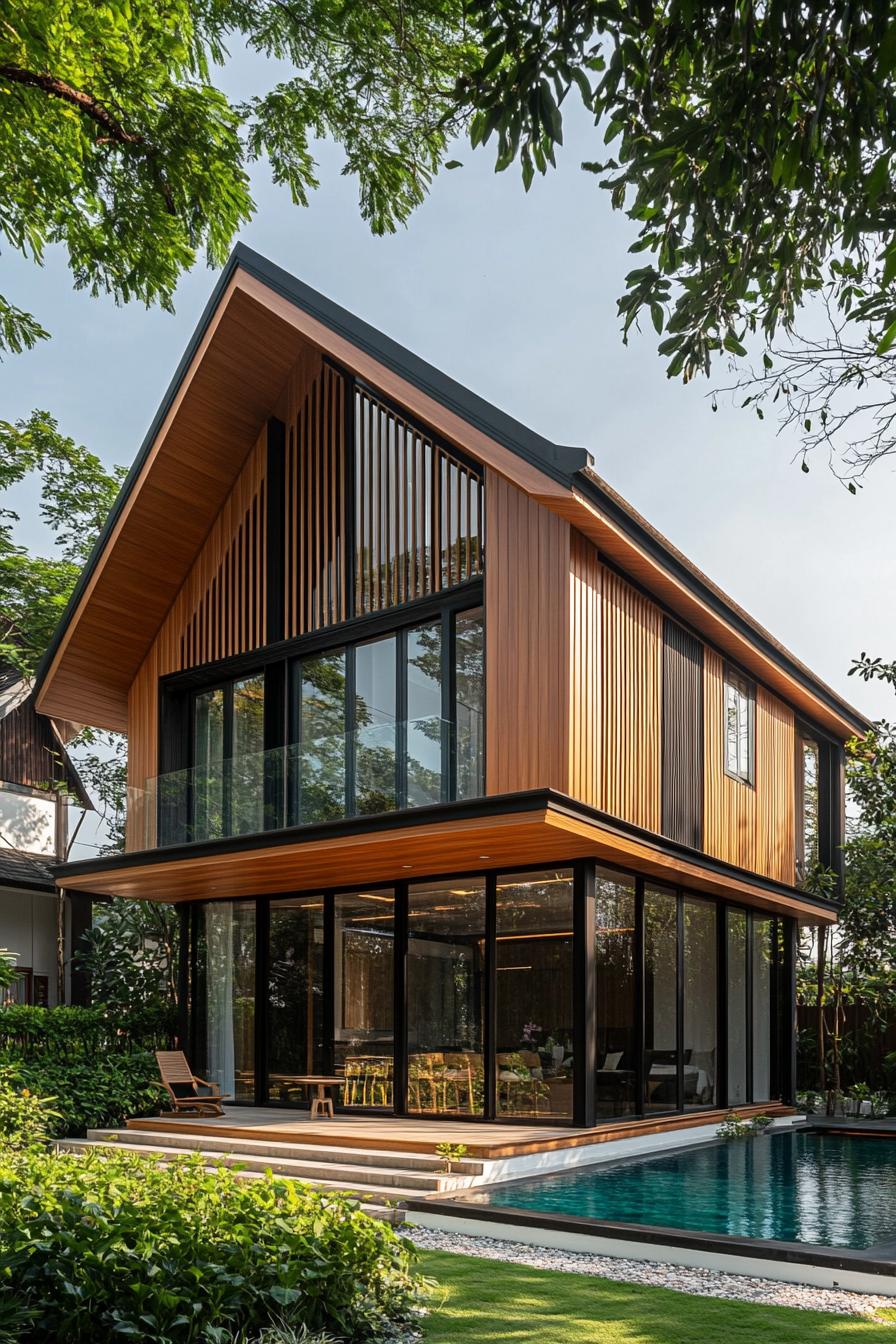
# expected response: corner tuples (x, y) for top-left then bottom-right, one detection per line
(37, 245), (867, 1131)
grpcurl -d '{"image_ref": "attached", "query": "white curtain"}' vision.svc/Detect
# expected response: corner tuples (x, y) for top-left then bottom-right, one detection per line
(205, 903), (235, 1095)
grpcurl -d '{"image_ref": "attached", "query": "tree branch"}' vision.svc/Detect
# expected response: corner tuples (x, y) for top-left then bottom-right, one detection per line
(0, 62), (143, 146)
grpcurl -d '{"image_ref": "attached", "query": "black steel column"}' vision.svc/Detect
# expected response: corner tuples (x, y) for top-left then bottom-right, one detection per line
(484, 872), (497, 1122)
(782, 916), (798, 1104)
(634, 878), (645, 1116)
(176, 903), (190, 1048)
(716, 905), (729, 1109)
(393, 881), (408, 1115)
(574, 860), (596, 1128)
(323, 894), (335, 1081)
(255, 899), (270, 1106)
(675, 893), (685, 1113)
(745, 912), (755, 1103)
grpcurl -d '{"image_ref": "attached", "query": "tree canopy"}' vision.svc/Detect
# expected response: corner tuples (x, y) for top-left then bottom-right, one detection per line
(456, 0), (896, 479)
(2, 0), (475, 353)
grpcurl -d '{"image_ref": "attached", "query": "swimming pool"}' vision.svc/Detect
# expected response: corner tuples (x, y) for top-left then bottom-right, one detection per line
(464, 1131), (896, 1250)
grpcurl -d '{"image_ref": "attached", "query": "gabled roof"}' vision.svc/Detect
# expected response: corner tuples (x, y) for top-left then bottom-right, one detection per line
(33, 244), (871, 740)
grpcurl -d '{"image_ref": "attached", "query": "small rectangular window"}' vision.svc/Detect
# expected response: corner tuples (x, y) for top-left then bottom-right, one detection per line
(724, 667), (755, 784)
(796, 731), (820, 883)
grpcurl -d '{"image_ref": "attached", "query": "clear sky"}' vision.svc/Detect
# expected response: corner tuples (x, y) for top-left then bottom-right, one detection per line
(3, 57), (894, 761)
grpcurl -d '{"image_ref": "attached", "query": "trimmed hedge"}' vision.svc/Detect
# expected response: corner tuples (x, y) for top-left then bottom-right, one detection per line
(0, 1145), (425, 1343)
(0, 1004), (168, 1137)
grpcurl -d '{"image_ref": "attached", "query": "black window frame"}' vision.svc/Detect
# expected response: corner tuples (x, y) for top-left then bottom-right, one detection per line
(158, 584), (484, 845)
(723, 663), (756, 786)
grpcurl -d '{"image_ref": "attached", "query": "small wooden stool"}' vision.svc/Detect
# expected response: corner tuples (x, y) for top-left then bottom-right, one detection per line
(292, 1076), (343, 1119)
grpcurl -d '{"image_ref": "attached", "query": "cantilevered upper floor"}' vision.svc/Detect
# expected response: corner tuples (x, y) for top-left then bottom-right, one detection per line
(37, 246), (869, 914)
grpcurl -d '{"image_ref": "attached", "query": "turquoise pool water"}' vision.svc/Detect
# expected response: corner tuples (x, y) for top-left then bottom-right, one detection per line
(473, 1131), (896, 1250)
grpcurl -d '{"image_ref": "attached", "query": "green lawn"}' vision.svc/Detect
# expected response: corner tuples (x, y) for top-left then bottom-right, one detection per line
(416, 1248), (896, 1343)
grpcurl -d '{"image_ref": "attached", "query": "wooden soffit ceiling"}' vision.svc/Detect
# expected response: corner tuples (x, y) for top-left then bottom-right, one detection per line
(54, 796), (837, 925)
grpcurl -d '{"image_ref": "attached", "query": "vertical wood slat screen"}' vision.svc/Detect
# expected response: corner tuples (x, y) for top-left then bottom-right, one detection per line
(354, 385), (483, 614)
(661, 618), (704, 850)
(284, 361), (348, 638)
(126, 428), (268, 848)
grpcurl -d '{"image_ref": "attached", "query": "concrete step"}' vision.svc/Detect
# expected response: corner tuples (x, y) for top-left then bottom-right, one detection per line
(57, 1137), (442, 1204)
(88, 1127), (484, 1179)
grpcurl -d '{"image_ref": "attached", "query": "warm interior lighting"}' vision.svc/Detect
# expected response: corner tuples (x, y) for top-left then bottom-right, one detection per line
(497, 965), (533, 972)
(496, 931), (573, 941)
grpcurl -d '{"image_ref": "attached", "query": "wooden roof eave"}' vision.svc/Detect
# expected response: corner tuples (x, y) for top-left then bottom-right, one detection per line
(33, 245), (870, 744)
(51, 791), (839, 925)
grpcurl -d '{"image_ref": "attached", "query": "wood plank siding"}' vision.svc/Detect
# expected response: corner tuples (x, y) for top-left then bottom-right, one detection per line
(126, 428), (270, 847)
(564, 531), (797, 886)
(703, 648), (796, 885)
(485, 471), (570, 794)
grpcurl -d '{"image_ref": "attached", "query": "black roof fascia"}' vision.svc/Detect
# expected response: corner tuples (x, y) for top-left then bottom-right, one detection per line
(571, 470), (872, 737)
(33, 243), (869, 738)
(52, 786), (840, 918)
(33, 244), (588, 696)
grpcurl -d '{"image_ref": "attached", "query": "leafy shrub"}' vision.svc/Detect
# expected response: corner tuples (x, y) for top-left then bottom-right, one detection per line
(0, 1145), (425, 1344)
(0, 1069), (58, 1150)
(717, 1111), (774, 1139)
(9, 1052), (162, 1137)
(0, 1003), (169, 1137)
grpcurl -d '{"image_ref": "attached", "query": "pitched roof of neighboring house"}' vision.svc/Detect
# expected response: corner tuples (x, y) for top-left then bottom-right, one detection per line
(32, 244), (871, 740)
(0, 844), (54, 893)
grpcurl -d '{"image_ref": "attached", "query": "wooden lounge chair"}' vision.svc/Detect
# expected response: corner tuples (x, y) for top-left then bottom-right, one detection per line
(156, 1050), (229, 1116)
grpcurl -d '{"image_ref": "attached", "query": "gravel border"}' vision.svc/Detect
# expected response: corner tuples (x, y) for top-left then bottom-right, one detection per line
(401, 1224), (895, 1321)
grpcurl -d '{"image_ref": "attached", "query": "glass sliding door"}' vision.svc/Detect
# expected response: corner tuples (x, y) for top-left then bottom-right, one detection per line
(752, 916), (773, 1101)
(494, 870), (574, 1120)
(644, 885), (679, 1112)
(406, 878), (485, 1116)
(406, 621), (443, 806)
(683, 897), (717, 1107)
(455, 608), (484, 800)
(198, 901), (255, 1101)
(595, 868), (637, 1119)
(267, 896), (325, 1104)
(334, 890), (395, 1109)
(726, 909), (749, 1105)
(354, 634), (397, 814)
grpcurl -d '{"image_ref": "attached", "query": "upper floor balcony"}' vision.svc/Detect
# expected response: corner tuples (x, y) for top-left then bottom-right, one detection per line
(127, 713), (483, 850)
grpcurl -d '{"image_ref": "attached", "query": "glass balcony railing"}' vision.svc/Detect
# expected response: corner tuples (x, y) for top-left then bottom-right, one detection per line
(126, 716), (484, 850)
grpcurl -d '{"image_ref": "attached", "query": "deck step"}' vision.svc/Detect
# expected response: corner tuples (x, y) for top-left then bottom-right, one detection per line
(89, 1127), (483, 1178)
(57, 1139), (416, 1219)
(54, 1139), (462, 1204)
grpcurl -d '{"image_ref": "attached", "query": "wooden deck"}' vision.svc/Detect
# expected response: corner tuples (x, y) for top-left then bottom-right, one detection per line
(126, 1102), (791, 1160)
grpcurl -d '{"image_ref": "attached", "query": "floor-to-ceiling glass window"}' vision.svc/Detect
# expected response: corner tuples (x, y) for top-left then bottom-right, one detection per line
(752, 916), (773, 1100)
(267, 896), (325, 1104)
(197, 900), (255, 1102)
(406, 621), (443, 807)
(494, 869), (574, 1120)
(192, 687), (224, 840)
(355, 634), (398, 815)
(296, 650), (347, 823)
(406, 878), (485, 1116)
(334, 890), (395, 1109)
(455, 608), (484, 800)
(231, 674), (265, 835)
(727, 908), (749, 1105)
(683, 897), (717, 1107)
(644, 885), (679, 1112)
(595, 868), (637, 1119)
